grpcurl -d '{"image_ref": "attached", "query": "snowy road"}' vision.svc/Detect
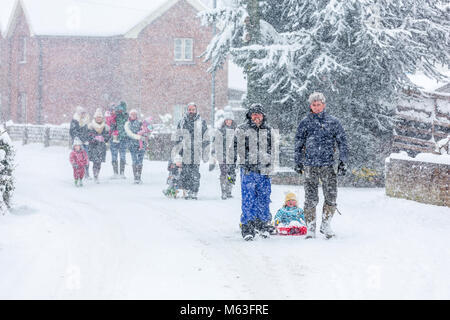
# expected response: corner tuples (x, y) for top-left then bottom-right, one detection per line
(1, 143), (450, 299)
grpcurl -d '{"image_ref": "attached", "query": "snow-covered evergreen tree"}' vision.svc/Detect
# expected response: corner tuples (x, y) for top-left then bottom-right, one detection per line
(201, 0), (450, 184)
(0, 125), (15, 214)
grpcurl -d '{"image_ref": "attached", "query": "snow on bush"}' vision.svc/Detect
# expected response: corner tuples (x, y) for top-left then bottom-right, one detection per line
(0, 125), (15, 215)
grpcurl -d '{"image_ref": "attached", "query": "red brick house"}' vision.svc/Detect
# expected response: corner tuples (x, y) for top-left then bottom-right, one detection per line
(0, 0), (228, 125)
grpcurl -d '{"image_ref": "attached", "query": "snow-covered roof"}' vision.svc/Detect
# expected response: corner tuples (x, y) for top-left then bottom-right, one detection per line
(3, 0), (207, 37)
(407, 66), (450, 94)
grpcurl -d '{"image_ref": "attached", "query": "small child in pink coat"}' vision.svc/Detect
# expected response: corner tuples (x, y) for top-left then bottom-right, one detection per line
(69, 137), (89, 187)
(138, 116), (153, 150)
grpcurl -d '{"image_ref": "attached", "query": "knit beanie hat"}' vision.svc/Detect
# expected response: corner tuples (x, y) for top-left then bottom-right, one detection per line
(173, 154), (182, 164)
(93, 108), (103, 119)
(223, 111), (234, 121)
(284, 192), (297, 204)
(73, 137), (83, 147)
(129, 109), (138, 117)
(115, 101), (127, 113)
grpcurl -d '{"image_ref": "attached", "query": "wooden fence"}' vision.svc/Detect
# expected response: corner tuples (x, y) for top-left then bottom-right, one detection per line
(3, 123), (174, 161)
(5, 124), (71, 147)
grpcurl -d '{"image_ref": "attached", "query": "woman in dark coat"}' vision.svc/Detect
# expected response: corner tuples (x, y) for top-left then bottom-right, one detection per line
(70, 106), (91, 178)
(87, 108), (110, 183)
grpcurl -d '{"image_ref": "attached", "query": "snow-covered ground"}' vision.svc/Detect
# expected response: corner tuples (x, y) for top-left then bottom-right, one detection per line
(1, 143), (450, 299)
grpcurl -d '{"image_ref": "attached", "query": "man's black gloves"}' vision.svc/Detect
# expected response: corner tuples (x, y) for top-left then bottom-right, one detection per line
(337, 160), (346, 176)
(294, 163), (304, 175)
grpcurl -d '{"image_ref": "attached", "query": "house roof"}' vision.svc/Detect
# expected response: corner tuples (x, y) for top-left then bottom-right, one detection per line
(436, 83), (450, 93)
(3, 0), (207, 38)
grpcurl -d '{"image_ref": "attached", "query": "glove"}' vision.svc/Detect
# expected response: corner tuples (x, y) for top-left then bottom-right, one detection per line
(337, 161), (346, 176)
(209, 163), (216, 171)
(94, 135), (104, 142)
(294, 163), (304, 174)
(227, 175), (236, 185)
(73, 164), (79, 169)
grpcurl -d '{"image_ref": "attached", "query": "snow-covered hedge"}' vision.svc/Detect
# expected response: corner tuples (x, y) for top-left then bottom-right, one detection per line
(0, 125), (15, 214)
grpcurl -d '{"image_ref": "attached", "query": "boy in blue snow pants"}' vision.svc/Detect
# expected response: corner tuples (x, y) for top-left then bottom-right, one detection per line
(232, 103), (276, 241)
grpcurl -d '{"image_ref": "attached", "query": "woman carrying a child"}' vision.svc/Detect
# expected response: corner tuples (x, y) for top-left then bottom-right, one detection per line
(124, 109), (147, 184)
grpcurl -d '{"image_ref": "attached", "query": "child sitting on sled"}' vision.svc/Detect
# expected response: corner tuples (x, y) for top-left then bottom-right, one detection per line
(163, 154), (183, 198)
(273, 192), (307, 235)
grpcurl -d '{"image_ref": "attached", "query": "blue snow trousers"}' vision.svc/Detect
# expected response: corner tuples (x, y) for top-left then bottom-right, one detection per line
(240, 169), (272, 225)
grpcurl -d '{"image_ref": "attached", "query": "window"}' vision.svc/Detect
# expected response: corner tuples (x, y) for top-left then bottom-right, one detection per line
(19, 37), (27, 63)
(173, 104), (185, 125)
(174, 38), (193, 62)
(17, 93), (27, 123)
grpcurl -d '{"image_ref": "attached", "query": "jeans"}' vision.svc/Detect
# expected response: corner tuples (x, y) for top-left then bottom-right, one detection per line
(110, 139), (128, 162)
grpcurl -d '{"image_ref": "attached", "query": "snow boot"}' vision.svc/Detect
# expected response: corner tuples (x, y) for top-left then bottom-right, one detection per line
(85, 165), (91, 180)
(119, 160), (126, 179)
(320, 204), (336, 239)
(93, 164), (100, 183)
(220, 176), (228, 200)
(74, 179), (79, 187)
(254, 218), (276, 238)
(136, 164), (143, 184)
(304, 207), (317, 239)
(78, 179), (83, 187)
(241, 221), (256, 241)
(111, 161), (119, 178)
(132, 165), (141, 184)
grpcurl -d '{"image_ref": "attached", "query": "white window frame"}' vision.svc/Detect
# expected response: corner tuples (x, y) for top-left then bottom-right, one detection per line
(174, 38), (193, 62)
(19, 37), (27, 64)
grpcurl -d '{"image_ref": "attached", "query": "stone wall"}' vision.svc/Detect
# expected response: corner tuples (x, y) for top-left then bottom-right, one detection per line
(385, 158), (449, 207)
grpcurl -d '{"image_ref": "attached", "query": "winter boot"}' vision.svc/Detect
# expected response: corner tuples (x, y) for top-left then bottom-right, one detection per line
(112, 161), (119, 178)
(304, 207), (317, 239)
(254, 218), (276, 238)
(225, 180), (233, 198)
(135, 165), (143, 184)
(220, 176), (227, 200)
(93, 164), (100, 184)
(132, 165), (138, 184)
(241, 221), (256, 241)
(74, 179), (79, 187)
(85, 165), (91, 179)
(320, 204), (336, 239)
(119, 160), (126, 179)
(190, 191), (198, 200)
(78, 179), (83, 187)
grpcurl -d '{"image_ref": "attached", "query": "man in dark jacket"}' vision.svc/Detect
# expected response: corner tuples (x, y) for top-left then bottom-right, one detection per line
(175, 102), (209, 200)
(294, 92), (348, 239)
(232, 103), (276, 241)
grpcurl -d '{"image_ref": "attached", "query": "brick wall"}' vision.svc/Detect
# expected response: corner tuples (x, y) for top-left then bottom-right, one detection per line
(3, 0), (227, 126)
(385, 158), (450, 207)
(0, 32), (7, 121)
